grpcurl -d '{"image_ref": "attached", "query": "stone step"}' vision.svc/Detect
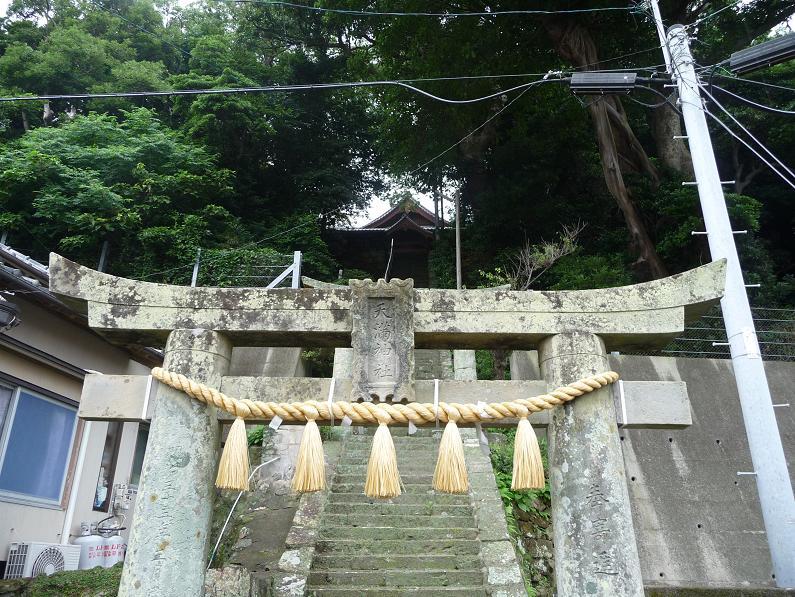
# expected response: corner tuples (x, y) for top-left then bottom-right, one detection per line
(305, 587), (486, 596)
(323, 513), (475, 528)
(328, 492), (471, 505)
(341, 444), (439, 452)
(307, 569), (484, 588)
(318, 526), (478, 541)
(324, 502), (472, 516)
(334, 473), (434, 485)
(338, 454), (440, 465)
(343, 435), (440, 444)
(311, 554), (482, 571)
(331, 483), (457, 494)
(335, 464), (438, 475)
(315, 539), (482, 556)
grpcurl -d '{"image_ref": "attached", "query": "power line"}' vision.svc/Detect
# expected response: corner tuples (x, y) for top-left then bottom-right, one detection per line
(0, 76), (563, 104)
(699, 83), (795, 181)
(697, 101), (795, 191)
(686, 0), (744, 29)
(408, 80), (552, 175)
(712, 84), (795, 115)
(230, 1), (634, 17)
(714, 73), (795, 94)
(98, 1), (192, 61)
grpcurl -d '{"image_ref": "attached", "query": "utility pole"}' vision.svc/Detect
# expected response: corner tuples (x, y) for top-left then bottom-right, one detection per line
(667, 24), (795, 587)
(454, 191), (462, 290)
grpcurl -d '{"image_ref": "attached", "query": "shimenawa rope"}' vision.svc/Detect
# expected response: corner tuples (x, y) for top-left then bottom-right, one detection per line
(151, 367), (619, 497)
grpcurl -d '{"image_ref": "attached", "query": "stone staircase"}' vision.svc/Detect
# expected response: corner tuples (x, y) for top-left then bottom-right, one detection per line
(305, 431), (489, 596)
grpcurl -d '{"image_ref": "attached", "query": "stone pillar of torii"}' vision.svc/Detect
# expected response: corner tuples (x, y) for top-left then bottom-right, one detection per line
(49, 253), (725, 597)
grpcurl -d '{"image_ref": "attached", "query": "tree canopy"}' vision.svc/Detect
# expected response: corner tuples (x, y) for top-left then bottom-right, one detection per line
(0, 0), (792, 304)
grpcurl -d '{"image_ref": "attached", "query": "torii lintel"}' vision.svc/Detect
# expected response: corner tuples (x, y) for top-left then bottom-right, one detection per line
(48, 253), (725, 351)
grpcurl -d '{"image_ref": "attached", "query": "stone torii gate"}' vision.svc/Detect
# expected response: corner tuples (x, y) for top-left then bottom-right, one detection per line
(49, 254), (726, 597)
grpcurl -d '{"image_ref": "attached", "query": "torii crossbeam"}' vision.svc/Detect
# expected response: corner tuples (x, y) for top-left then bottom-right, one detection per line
(49, 254), (726, 597)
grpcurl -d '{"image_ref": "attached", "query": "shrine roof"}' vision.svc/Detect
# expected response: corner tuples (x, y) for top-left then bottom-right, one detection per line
(359, 201), (440, 230)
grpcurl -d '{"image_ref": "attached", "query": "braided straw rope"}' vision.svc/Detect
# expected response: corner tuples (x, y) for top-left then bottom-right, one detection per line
(151, 367), (619, 425)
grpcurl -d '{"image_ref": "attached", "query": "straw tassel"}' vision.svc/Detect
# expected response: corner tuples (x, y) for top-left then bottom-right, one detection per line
(433, 419), (469, 493)
(291, 419), (326, 493)
(512, 416), (545, 490)
(216, 416), (250, 491)
(365, 420), (401, 498)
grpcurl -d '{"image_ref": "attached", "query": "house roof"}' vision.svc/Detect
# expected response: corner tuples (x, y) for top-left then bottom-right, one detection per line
(0, 244), (162, 368)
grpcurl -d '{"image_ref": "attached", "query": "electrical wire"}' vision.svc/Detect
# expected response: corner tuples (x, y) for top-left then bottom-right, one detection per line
(632, 85), (682, 113)
(229, 1), (634, 17)
(575, 45), (666, 71)
(712, 85), (795, 115)
(98, 1), (192, 61)
(0, 76), (562, 104)
(699, 103), (795, 191)
(686, 0), (745, 29)
(699, 83), (795, 180)
(407, 81), (544, 176)
(714, 73), (795, 94)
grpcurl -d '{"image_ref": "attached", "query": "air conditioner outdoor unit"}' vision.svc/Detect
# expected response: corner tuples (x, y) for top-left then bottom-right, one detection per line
(4, 542), (80, 579)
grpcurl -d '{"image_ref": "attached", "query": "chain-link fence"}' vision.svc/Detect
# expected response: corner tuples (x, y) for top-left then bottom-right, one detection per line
(631, 306), (795, 362)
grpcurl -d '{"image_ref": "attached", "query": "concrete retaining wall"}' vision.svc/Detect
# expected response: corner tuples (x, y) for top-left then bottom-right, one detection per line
(515, 352), (793, 589)
(613, 355), (793, 589)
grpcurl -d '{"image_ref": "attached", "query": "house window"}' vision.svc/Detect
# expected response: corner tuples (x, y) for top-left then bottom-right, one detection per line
(0, 383), (77, 506)
(129, 424), (149, 488)
(93, 422), (122, 512)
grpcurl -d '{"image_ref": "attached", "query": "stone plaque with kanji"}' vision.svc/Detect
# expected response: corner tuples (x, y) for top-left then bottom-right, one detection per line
(350, 278), (414, 402)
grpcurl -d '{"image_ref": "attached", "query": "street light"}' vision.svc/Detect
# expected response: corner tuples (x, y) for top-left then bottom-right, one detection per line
(729, 33), (795, 74)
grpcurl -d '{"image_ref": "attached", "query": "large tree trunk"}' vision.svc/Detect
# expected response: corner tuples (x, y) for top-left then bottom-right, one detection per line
(650, 103), (694, 175)
(545, 19), (668, 280)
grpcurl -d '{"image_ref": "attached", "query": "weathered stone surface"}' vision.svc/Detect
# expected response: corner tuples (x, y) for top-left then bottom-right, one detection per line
(48, 253), (725, 350)
(119, 329), (231, 597)
(539, 332), (644, 596)
(205, 565), (259, 597)
(350, 278), (415, 402)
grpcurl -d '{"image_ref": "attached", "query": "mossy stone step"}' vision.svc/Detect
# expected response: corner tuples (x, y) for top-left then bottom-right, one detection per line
(327, 492), (470, 505)
(306, 587), (486, 596)
(308, 569), (484, 588)
(331, 483), (457, 494)
(314, 539), (482, 556)
(323, 513), (475, 528)
(311, 554), (482, 571)
(318, 526), (477, 541)
(334, 473), (435, 485)
(324, 502), (472, 516)
(335, 464), (437, 475)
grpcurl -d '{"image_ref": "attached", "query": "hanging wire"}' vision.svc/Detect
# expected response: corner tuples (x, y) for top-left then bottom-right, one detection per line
(712, 85), (795, 115)
(685, 0), (745, 30)
(229, 1), (634, 17)
(714, 73), (795, 93)
(407, 78), (559, 175)
(697, 102), (795, 191)
(699, 83), (795, 181)
(0, 76), (563, 104)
